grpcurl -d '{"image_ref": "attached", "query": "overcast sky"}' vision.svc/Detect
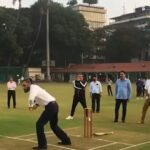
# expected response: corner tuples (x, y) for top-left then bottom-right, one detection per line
(1, 0), (150, 19)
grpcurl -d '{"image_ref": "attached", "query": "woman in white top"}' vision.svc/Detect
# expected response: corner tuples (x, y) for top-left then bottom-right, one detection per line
(7, 77), (17, 108)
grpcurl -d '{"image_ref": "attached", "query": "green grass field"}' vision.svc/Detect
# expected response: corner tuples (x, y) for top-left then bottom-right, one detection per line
(0, 82), (150, 150)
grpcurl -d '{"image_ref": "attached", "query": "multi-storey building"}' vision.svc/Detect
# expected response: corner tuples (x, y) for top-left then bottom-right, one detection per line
(110, 6), (150, 29)
(109, 6), (150, 61)
(72, 4), (106, 30)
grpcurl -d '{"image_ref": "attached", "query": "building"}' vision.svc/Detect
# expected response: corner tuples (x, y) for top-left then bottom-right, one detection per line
(50, 62), (150, 82)
(110, 6), (150, 29)
(72, 4), (106, 30)
(108, 6), (150, 61)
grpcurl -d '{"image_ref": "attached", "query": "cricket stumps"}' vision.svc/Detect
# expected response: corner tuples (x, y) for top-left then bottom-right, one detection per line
(84, 108), (92, 138)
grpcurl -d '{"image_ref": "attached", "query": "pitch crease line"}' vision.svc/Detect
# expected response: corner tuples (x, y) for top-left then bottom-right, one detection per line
(96, 138), (133, 146)
(120, 140), (150, 150)
(14, 127), (79, 138)
(89, 142), (117, 150)
(0, 134), (76, 150)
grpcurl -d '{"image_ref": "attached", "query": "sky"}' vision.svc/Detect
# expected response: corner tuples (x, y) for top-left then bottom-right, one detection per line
(1, 0), (150, 20)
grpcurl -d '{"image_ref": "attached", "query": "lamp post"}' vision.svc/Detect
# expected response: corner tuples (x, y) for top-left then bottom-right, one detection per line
(46, 0), (51, 80)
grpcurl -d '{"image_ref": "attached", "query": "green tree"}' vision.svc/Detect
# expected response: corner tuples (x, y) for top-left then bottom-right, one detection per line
(0, 7), (23, 66)
(83, 0), (98, 5)
(67, 0), (77, 6)
(90, 28), (107, 62)
(51, 3), (91, 66)
(105, 26), (148, 62)
(28, 1), (91, 67)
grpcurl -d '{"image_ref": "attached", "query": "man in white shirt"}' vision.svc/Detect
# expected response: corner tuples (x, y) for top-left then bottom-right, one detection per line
(7, 77), (17, 108)
(89, 76), (102, 113)
(22, 78), (71, 150)
(140, 78), (150, 124)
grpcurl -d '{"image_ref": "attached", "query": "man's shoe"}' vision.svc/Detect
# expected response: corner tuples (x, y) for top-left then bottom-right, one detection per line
(138, 121), (144, 124)
(58, 141), (71, 145)
(66, 116), (74, 120)
(32, 146), (47, 149)
(122, 120), (125, 123)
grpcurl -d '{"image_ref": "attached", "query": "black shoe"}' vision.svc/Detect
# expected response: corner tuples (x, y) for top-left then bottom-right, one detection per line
(58, 141), (71, 145)
(122, 120), (125, 123)
(32, 146), (47, 150)
(114, 120), (118, 123)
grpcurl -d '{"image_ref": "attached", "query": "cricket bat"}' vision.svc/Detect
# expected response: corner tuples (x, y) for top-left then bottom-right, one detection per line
(93, 131), (114, 136)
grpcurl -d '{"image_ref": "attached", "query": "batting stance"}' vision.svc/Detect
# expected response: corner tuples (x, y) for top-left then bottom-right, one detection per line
(22, 78), (71, 150)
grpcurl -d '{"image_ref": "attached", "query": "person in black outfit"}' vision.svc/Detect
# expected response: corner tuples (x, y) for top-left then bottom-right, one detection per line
(66, 74), (87, 120)
(136, 78), (144, 99)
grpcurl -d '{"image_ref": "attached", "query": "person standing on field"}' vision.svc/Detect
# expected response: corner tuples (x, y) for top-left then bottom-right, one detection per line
(136, 78), (143, 99)
(107, 78), (113, 96)
(66, 74), (87, 120)
(89, 75), (102, 113)
(114, 71), (132, 123)
(139, 77), (150, 124)
(7, 77), (17, 108)
(22, 78), (71, 150)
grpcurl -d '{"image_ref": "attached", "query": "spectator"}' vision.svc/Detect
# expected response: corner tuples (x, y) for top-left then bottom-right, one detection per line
(107, 78), (113, 96)
(7, 77), (17, 108)
(136, 78), (143, 99)
(89, 76), (102, 113)
(114, 71), (132, 123)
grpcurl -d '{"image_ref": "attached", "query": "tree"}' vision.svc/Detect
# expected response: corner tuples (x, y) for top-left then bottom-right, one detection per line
(105, 25), (148, 62)
(90, 28), (107, 62)
(67, 0), (77, 6)
(83, 0), (98, 5)
(28, 1), (91, 67)
(50, 3), (91, 66)
(0, 7), (23, 66)
(13, 0), (21, 9)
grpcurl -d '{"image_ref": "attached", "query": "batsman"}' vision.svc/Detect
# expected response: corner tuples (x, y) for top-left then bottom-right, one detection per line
(22, 78), (71, 150)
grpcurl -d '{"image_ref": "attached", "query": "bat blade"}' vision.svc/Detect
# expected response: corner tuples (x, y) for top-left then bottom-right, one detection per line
(93, 131), (114, 136)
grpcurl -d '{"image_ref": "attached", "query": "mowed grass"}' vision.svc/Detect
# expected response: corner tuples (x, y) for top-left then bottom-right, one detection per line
(0, 82), (150, 150)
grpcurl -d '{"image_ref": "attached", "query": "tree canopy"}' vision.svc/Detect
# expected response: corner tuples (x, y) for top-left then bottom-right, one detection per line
(0, 1), (149, 67)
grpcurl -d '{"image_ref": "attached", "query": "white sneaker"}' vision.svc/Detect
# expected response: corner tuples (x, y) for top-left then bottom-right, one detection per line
(66, 116), (74, 120)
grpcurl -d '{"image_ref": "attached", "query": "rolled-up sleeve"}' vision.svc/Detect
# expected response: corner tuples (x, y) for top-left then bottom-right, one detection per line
(28, 86), (38, 107)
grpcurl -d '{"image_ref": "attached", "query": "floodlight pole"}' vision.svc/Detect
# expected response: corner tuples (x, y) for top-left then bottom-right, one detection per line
(46, 0), (51, 80)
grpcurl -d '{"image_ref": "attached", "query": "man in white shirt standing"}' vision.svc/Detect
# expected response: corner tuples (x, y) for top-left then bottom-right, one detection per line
(89, 76), (102, 113)
(22, 78), (71, 150)
(7, 77), (17, 108)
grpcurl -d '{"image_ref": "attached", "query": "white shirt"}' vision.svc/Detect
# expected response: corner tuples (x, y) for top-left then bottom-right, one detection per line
(145, 79), (150, 95)
(28, 84), (56, 107)
(89, 81), (102, 94)
(7, 81), (17, 90)
(107, 80), (113, 86)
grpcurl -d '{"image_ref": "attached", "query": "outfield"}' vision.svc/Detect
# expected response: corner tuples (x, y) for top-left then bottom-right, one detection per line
(0, 82), (150, 150)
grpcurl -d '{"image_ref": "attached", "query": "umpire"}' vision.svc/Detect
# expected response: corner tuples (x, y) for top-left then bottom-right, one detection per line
(22, 78), (71, 150)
